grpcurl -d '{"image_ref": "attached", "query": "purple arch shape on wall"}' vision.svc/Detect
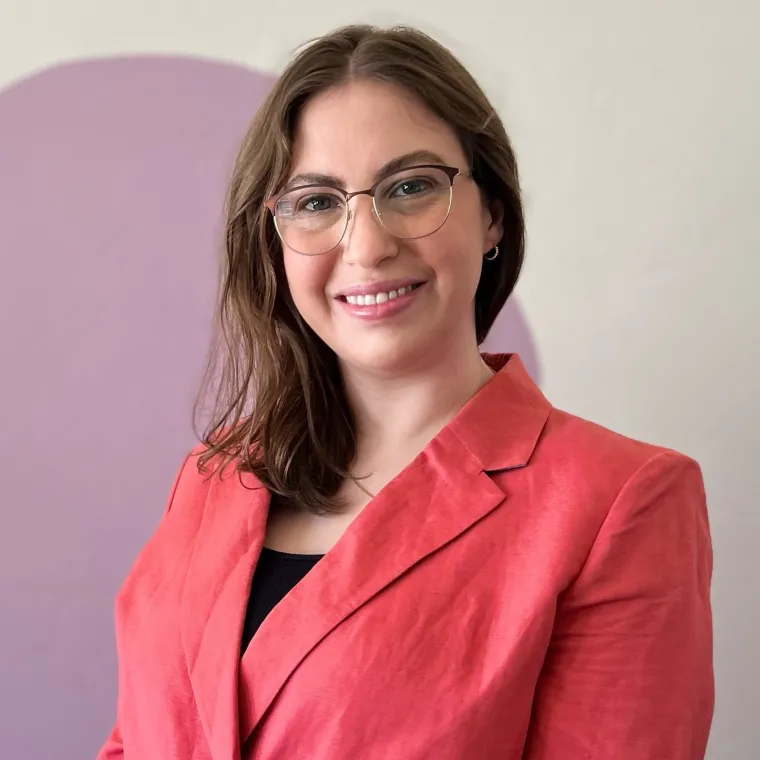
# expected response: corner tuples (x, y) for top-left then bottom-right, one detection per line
(0, 56), (275, 760)
(0, 55), (538, 760)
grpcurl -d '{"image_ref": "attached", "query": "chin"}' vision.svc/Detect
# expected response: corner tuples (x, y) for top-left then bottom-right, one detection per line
(332, 332), (436, 377)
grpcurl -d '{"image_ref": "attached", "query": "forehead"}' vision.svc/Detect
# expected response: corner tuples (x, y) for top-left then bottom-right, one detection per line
(288, 80), (466, 183)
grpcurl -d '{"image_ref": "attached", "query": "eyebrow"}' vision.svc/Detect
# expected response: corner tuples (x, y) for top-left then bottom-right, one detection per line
(282, 150), (449, 192)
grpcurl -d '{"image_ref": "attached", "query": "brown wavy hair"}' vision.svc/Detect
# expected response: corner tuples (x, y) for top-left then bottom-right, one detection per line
(194, 24), (525, 514)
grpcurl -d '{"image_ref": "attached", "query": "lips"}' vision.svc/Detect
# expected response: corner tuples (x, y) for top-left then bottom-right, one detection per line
(334, 280), (426, 322)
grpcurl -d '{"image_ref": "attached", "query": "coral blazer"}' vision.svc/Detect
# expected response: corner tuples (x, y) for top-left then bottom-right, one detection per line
(98, 354), (713, 760)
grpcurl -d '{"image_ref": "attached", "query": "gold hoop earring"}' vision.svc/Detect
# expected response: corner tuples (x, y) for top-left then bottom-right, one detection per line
(484, 245), (499, 261)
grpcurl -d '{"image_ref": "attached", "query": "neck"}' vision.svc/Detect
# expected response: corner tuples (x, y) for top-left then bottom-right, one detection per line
(340, 339), (494, 468)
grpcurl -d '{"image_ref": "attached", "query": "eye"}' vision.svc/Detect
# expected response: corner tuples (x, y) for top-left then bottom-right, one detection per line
(296, 195), (330, 211)
(388, 178), (431, 199)
(297, 194), (340, 213)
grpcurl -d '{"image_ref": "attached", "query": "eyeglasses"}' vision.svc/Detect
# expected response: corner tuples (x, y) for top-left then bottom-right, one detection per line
(266, 164), (472, 256)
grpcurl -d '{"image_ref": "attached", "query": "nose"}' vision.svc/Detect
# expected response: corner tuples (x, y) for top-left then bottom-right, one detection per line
(341, 195), (399, 269)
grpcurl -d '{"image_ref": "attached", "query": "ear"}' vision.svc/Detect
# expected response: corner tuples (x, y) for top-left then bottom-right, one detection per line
(482, 197), (504, 251)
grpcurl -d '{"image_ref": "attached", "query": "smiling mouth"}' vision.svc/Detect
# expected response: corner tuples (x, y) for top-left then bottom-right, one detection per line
(336, 282), (424, 306)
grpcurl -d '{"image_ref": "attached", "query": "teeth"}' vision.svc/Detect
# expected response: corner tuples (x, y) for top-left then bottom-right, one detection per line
(345, 284), (417, 306)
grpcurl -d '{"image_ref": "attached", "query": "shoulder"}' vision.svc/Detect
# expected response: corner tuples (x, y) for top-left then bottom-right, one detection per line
(115, 442), (264, 605)
(543, 404), (676, 464)
(476, 354), (701, 500)
(487, 399), (710, 593)
(527, 402), (706, 530)
(166, 440), (264, 517)
(526, 405), (708, 559)
(545, 408), (712, 601)
(484, 363), (706, 550)
(170, 443), (214, 505)
(539, 404), (702, 488)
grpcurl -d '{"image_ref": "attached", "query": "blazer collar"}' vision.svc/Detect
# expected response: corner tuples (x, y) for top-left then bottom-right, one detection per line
(180, 352), (551, 759)
(449, 353), (551, 472)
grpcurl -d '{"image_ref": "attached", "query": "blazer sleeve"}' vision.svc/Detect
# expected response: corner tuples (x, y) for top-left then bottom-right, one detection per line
(522, 451), (714, 760)
(95, 453), (191, 760)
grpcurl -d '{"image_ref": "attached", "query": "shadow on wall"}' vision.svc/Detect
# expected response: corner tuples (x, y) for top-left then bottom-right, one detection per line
(0, 56), (538, 760)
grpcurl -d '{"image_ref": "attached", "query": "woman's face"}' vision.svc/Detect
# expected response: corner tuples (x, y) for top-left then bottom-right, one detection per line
(279, 80), (502, 377)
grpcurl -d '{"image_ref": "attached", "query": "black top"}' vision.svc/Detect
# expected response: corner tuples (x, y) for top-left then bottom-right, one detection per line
(241, 546), (323, 653)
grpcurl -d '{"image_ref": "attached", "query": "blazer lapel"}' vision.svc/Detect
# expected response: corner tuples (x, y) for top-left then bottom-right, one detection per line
(238, 354), (551, 746)
(180, 466), (269, 760)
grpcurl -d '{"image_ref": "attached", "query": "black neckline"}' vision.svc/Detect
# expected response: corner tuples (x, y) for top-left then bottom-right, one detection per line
(260, 546), (324, 562)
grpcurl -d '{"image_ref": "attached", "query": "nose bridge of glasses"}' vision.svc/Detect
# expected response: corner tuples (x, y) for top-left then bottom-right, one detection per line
(344, 188), (383, 231)
(343, 189), (397, 257)
(344, 187), (375, 203)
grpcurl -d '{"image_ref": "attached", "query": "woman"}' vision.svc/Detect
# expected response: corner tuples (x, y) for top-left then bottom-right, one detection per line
(98, 24), (713, 760)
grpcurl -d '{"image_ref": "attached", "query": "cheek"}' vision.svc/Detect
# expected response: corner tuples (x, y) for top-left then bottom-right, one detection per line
(446, 205), (489, 290)
(282, 250), (334, 318)
(440, 249), (483, 307)
(422, 223), (484, 296)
